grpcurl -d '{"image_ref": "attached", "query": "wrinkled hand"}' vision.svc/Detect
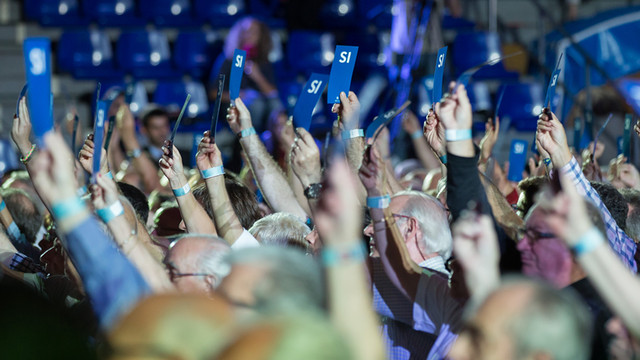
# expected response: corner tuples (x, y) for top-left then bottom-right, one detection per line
(12, 97), (33, 156)
(423, 108), (446, 158)
(479, 117), (500, 163)
(277, 117), (295, 152)
(358, 146), (385, 197)
(290, 128), (321, 188)
(453, 213), (499, 276)
(159, 142), (186, 187)
(226, 98), (253, 135)
(30, 132), (78, 205)
(536, 109), (572, 167)
(196, 131), (223, 170)
(331, 91), (361, 130)
(434, 82), (473, 131)
(89, 171), (121, 210)
(78, 133), (109, 175)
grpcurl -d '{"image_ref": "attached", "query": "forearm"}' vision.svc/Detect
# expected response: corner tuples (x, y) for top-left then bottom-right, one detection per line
(346, 139), (367, 203)
(240, 135), (307, 219)
(385, 162), (404, 194)
(206, 177), (244, 244)
(122, 133), (161, 193)
(412, 137), (441, 170)
(169, 174), (217, 235)
(288, 165), (313, 217)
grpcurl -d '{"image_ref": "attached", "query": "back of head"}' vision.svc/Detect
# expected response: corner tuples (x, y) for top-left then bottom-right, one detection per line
(1, 188), (43, 244)
(394, 190), (452, 259)
(225, 246), (324, 313)
(619, 188), (640, 242)
(249, 212), (311, 252)
(193, 175), (262, 229)
(517, 176), (549, 218)
(167, 235), (231, 288)
(117, 182), (149, 224)
(590, 181), (628, 231)
(502, 277), (593, 360)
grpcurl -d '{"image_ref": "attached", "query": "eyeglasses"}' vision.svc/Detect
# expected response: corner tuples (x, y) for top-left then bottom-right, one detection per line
(518, 227), (556, 241)
(165, 261), (213, 282)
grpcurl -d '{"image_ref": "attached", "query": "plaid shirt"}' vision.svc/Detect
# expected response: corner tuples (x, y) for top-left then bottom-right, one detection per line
(559, 157), (637, 272)
(9, 252), (44, 274)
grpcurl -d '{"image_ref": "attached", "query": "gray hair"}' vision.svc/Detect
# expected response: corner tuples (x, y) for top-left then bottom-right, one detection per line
(249, 212), (311, 252)
(224, 246), (324, 313)
(170, 234), (231, 287)
(502, 276), (593, 360)
(393, 190), (452, 259)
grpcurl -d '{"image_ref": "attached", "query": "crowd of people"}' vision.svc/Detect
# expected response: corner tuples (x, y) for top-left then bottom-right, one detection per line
(3, 12), (640, 360)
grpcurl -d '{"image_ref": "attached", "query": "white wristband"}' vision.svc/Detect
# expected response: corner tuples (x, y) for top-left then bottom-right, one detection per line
(341, 129), (364, 140)
(201, 165), (225, 179)
(96, 201), (125, 224)
(445, 129), (472, 142)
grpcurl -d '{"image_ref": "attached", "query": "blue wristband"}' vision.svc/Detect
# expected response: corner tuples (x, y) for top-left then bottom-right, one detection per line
(341, 129), (364, 140)
(571, 227), (604, 256)
(411, 130), (423, 140)
(7, 222), (21, 241)
(76, 185), (88, 197)
(172, 183), (191, 197)
(321, 243), (367, 267)
(105, 171), (114, 180)
(367, 195), (391, 209)
(445, 129), (472, 142)
(51, 197), (86, 221)
(439, 154), (447, 164)
(96, 201), (125, 224)
(0, 200), (5, 212)
(201, 165), (225, 179)
(239, 127), (257, 138)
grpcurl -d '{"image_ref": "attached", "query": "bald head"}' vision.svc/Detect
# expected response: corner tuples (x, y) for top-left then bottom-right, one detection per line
(164, 236), (231, 295)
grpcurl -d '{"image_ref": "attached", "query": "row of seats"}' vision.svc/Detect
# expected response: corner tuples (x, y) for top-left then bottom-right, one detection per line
(23, 0), (393, 29)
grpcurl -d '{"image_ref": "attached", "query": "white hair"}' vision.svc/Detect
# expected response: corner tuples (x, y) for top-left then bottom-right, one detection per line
(170, 234), (231, 287)
(393, 190), (452, 259)
(249, 212), (311, 252)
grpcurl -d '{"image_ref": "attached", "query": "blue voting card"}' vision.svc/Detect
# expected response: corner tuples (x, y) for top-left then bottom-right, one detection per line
(92, 100), (108, 183)
(293, 73), (329, 131)
(23, 38), (53, 140)
(327, 45), (358, 104)
(623, 114), (632, 160)
(432, 46), (447, 105)
(592, 113), (612, 157)
(544, 53), (563, 111)
(16, 83), (28, 116)
(229, 49), (246, 101)
(507, 139), (528, 182)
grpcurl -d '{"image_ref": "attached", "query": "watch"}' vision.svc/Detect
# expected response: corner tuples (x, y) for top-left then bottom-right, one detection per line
(304, 183), (323, 200)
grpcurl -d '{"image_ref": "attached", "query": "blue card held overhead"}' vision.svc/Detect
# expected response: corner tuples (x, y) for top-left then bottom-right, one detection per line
(16, 83), (28, 116)
(23, 38), (53, 140)
(92, 100), (108, 183)
(327, 45), (358, 104)
(293, 73), (329, 131)
(592, 113), (612, 159)
(432, 46), (447, 105)
(543, 53), (563, 111)
(229, 49), (246, 101)
(507, 139), (528, 182)
(623, 114), (632, 160)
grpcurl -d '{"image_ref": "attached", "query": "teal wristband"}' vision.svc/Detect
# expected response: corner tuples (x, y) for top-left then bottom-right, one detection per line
(172, 183), (191, 197)
(201, 165), (225, 179)
(105, 171), (114, 180)
(571, 227), (604, 256)
(96, 201), (125, 224)
(439, 154), (447, 164)
(367, 195), (391, 209)
(7, 222), (20, 241)
(51, 197), (86, 221)
(0, 200), (5, 212)
(341, 129), (364, 140)
(411, 130), (423, 139)
(445, 129), (472, 142)
(321, 243), (367, 267)
(239, 127), (257, 138)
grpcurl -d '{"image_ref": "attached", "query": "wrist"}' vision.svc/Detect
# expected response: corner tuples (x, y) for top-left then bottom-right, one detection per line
(169, 173), (189, 188)
(17, 141), (33, 157)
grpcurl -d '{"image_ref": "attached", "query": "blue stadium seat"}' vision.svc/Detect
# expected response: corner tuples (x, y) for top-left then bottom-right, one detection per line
(320, 0), (357, 29)
(452, 31), (519, 80)
(24, 0), (88, 26)
(497, 82), (544, 131)
(58, 30), (123, 79)
(357, 0), (393, 29)
(286, 31), (335, 75)
(193, 0), (246, 28)
(139, 0), (196, 27)
(116, 30), (178, 79)
(84, 0), (144, 26)
(247, 0), (285, 28)
(466, 82), (492, 112)
(154, 81), (209, 118)
(174, 32), (220, 78)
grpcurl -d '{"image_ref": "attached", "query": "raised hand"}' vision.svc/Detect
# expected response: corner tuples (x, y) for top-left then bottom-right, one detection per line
(89, 172), (121, 211)
(196, 131), (223, 170)
(332, 91), (361, 130)
(423, 108), (446, 158)
(536, 109), (572, 168)
(479, 117), (500, 163)
(226, 98), (253, 135)
(290, 128), (321, 188)
(30, 132), (78, 206)
(13, 97), (33, 156)
(434, 82), (473, 131)
(78, 134), (108, 175)
(358, 145), (385, 197)
(159, 142), (187, 187)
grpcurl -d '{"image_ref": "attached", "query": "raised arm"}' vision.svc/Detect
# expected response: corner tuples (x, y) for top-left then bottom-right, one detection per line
(335, 92), (367, 203)
(402, 110), (440, 171)
(289, 127), (321, 215)
(159, 143), (216, 235)
(227, 98), (307, 220)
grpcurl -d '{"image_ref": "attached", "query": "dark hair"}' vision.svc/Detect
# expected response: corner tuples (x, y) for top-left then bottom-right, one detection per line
(619, 188), (640, 208)
(224, 17), (273, 64)
(117, 182), (150, 224)
(192, 174), (262, 229)
(619, 189), (640, 242)
(142, 108), (169, 129)
(1, 188), (43, 244)
(517, 176), (549, 217)
(590, 181), (628, 232)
